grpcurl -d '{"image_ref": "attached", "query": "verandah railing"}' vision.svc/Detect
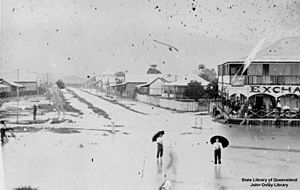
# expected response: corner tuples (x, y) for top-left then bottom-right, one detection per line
(230, 75), (300, 85)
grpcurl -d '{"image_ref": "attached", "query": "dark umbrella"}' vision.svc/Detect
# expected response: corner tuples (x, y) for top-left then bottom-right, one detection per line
(152, 131), (165, 142)
(210, 135), (229, 148)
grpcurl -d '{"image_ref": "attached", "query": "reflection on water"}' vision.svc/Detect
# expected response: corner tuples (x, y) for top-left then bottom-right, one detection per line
(157, 159), (163, 174)
(214, 165), (222, 179)
(214, 165), (228, 190)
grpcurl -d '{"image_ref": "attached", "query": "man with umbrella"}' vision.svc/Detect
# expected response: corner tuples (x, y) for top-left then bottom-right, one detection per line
(152, 131), (165, 160)
(213, 138), (222, 164)
(210, 135), (229, 165)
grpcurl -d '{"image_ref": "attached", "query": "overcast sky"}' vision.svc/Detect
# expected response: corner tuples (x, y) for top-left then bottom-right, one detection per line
(1, 0), (300, 78)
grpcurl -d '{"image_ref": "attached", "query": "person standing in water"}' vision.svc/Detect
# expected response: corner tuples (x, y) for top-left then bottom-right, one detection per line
(156, 134), (164, 160)
(33, 104), (37, 123)
(213, 138), (222, 164)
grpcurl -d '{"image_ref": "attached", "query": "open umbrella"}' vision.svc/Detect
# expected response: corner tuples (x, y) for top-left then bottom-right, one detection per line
(210, 135), (229, 148)
(152, 130), (165, 142)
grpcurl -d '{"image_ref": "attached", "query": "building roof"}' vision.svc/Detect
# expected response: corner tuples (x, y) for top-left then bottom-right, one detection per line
(164, 73), (209, 86)
(110, 81), (147, 88)
(136, 77), (168, 88)
(15, 81), (37, 83)
(1, 80), (24, 87)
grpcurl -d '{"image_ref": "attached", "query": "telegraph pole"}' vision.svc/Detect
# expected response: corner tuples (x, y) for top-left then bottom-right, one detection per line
(47, 72), (49, 88)
(36, 74), (39, 95)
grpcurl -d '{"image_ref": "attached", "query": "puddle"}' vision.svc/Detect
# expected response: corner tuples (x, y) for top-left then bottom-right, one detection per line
(50, 118), (73, 124)
(47, 127), (81, 134)
(12, 126), (42, 133)
(14, 186), (38, 190)
(103, 124), (124, 128)
(181, 132), (193, 135)
(181, 132), (202, 135)
(191, 126), (203, 129)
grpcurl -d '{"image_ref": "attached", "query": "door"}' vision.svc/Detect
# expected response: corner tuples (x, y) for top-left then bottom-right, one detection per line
(256, 95), (264, 109)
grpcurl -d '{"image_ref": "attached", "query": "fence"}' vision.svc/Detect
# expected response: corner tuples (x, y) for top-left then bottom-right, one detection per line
(136, 94), (209, 112)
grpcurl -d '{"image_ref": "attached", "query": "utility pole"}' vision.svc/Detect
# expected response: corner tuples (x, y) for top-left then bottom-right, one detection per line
(47, 72), (49, 88)
(36, 74), (38, 95)
(16, 68), (19, 124)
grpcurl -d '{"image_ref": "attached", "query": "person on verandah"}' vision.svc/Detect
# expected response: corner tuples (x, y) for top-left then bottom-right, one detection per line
(276, 100), (282, 117)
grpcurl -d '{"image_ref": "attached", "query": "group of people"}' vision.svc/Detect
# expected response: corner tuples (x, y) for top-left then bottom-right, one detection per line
(220, 98), (300, 119)
(155, 134), (223, 166)
(221, 100), (247, 118)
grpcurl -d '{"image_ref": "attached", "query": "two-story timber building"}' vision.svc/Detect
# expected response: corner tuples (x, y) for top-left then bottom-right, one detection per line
(218, 37), (300, 120)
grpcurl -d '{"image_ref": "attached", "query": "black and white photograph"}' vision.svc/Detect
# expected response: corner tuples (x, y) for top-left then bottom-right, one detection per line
(0, 0), (300, 189)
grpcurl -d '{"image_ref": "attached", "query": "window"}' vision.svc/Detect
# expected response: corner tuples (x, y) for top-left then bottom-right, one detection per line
(263, 64), (269, 75)
(218, 65), (223, 75)
(230, 64), (243, 75)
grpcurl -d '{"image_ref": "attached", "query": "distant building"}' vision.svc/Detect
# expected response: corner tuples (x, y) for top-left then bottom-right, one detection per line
(97, 72), (124, 91)
(162, 73), (209, 99)
(15, 81), (37, 94)
(0, 84), (10, 98)
(136, 77), (169, 96)
(0, 79), (24, 97)
(109, 74), (161, 98)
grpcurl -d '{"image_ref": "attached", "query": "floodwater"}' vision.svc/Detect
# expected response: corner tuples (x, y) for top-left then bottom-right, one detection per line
(1, 88), (300, 190)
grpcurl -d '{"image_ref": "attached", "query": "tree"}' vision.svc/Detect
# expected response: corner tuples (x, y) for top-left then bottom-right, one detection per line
(205, 78), (219, 99)
(147, 64), (161, 74)
(114, 71), (125, 84)
(184, 81), (206, 100)
(198, 64), (205, 70)
(197, 64), (217, 82)
(199, 68), (217, 82)
(56, 79), (65, 89)
(114, 71), (125, 77)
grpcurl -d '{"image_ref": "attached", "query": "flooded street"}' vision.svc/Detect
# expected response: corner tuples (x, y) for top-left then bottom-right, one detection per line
(2, 0), (300, 189)
(2, 88), (300, 190)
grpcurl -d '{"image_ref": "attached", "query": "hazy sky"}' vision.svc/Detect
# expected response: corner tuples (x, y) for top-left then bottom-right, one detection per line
(1, 0), (300, 77)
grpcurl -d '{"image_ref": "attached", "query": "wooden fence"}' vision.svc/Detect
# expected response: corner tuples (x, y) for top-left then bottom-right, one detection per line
(136, 94), (209, 112)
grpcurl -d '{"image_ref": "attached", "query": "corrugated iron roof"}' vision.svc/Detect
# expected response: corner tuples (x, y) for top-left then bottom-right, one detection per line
(164, 73), (209, 86)
(136, 77), (168, 88)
